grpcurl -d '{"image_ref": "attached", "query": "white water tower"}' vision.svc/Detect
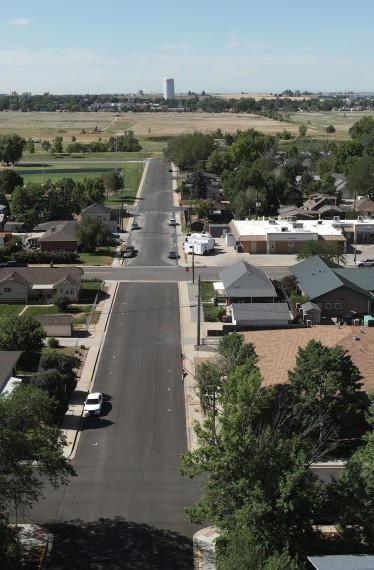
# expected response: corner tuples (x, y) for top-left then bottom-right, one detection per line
(164, 78), (175, 100)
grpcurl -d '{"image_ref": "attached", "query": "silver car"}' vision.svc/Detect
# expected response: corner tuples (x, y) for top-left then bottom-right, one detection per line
(356, 258), (374, 267)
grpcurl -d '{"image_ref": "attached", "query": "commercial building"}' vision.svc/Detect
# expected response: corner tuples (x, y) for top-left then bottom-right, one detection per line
(229, 217), (374, 255)
(163, 78), (175, 100)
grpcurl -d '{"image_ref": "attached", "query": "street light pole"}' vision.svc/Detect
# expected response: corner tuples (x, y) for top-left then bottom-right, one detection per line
(197, 275), (201, 346)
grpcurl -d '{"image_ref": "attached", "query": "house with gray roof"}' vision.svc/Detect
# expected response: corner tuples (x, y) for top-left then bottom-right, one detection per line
(308, 554), (374, 570)
(290, 256), (374, 317)
(220, 261), (278, 304)
(219, 261), (291, 327)
(80, 203), (119, 232)
(36, 220), (79, 252)
(0, 266), (83, 304)
(0, 351), (22, 393)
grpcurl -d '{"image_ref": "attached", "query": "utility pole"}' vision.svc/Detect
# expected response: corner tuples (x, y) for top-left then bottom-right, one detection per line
(192, 248), (195, 284)
(197, 275), (201, 346)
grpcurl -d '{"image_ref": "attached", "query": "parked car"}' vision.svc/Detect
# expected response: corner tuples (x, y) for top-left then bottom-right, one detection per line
(123, 245), (135, 258)
(0, 260), (27, 268)
(168, 218), (177, 226)
(168, 250), (178, 259)
(132, 222), (139, 230)
(356, 258), (374, 267)
(83, 392), (103, 416)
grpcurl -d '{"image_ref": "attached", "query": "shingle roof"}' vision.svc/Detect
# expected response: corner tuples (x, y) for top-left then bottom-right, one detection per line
(80, 202), (113, 216)
(231, 302), (290, 324)
(290, 256), (373, 299)
(35, 315), (73, 326)
(0, 267), (83, 287)
(308, 555), (374, 570)
(0, 351), (23, 390)
(38, 220), (79, 243)
(220, 261), (277, 299)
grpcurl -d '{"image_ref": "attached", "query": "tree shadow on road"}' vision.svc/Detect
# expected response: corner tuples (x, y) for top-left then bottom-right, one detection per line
(45, 517), (194, 570)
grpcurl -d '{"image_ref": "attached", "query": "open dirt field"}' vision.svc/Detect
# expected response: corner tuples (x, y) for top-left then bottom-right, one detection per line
(0, 109), (373, 142)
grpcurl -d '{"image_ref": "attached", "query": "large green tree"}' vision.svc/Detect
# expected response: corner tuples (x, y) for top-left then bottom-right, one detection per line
(296, 242), (346, 265)
(30, 368), (69, 421)
(288, 340), (363, 436)
(347, 156), (374, 201)
(74, 178), (106, 211)
(181, 361), (323, 559)
(42, 178), (75, 221)
(0, 385), (75, 519)
(11, 183), (44, 227)
(76, 217), (114, 253)
(164, 132), (214, 170)
(331, 397), (374, 546)
(0, 170), (23, 195)
(0, 316), (45, 357)
(0, 134), (25, 165)
(185, 169), (208, 199)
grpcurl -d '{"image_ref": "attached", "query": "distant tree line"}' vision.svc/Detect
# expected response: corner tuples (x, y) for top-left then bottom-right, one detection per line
(1, 91), (374, 114)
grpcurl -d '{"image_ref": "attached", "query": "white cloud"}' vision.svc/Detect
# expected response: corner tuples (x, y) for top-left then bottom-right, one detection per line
(9, 18), (31, 26)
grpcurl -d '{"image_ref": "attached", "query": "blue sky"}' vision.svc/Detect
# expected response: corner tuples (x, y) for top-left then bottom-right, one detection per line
(1, 0), (374, 95)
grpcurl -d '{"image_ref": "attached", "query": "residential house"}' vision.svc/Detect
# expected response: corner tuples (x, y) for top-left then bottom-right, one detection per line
(0, 351), (23, 394)
(0, 203), (8, 231)
(303, 193), (343, 219)
(80, 203), (119, 232)
(0, 266), (83, 304)
(34, 220), (79, 252)
(290, 255), (374, 317)
(219, 261), (278, 304)
(355, 197), (374, 218)
(218, 261), (290, 327)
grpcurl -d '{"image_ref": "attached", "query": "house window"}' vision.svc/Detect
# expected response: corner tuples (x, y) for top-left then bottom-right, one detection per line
(4, 287), (11, 292)
(325, 303), (332, 309)
(335, 303), (341, 309)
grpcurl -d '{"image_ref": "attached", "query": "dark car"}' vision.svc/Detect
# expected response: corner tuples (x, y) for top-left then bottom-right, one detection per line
(168, 251), (178, 259)
(0, 260), (27, 268)
(123, 246), (135, 258)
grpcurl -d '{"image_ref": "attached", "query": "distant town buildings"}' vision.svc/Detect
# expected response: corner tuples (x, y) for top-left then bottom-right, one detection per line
(163, 78), (175, 100)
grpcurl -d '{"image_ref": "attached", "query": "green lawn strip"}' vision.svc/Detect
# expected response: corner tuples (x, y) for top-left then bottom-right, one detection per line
(79, 280), (102, 303)
(78, 246), (116, 266)
(201, 282), (214, 302)
(0, 304), (25, 317)
(24, 304), (91, 324)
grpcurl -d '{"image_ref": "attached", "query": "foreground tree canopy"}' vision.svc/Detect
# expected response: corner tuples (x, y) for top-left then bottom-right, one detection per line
(181, 333), (371, 568)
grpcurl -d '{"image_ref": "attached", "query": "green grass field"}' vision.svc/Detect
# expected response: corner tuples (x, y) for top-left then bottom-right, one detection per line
(78, 246), (117, 266)
(0, 304), (25, 317)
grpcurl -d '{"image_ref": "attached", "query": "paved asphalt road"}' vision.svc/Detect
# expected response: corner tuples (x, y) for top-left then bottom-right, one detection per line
(127, 160), (179, 267)
(29, 160), (200, 569)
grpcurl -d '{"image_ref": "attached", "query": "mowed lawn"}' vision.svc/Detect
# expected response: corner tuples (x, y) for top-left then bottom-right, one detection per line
(24, 304), (91, 325)
(0, 304), (25, 317)
(78, 246), (118, 266)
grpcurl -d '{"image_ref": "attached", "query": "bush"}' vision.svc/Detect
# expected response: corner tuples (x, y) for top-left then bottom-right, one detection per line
(52, 295), (71, 312)
(326, 124), (336, 133)
(48, 337), (59, 348)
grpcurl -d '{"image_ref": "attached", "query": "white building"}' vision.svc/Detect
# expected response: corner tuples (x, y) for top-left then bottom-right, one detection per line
(163, 78), (175, 100)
